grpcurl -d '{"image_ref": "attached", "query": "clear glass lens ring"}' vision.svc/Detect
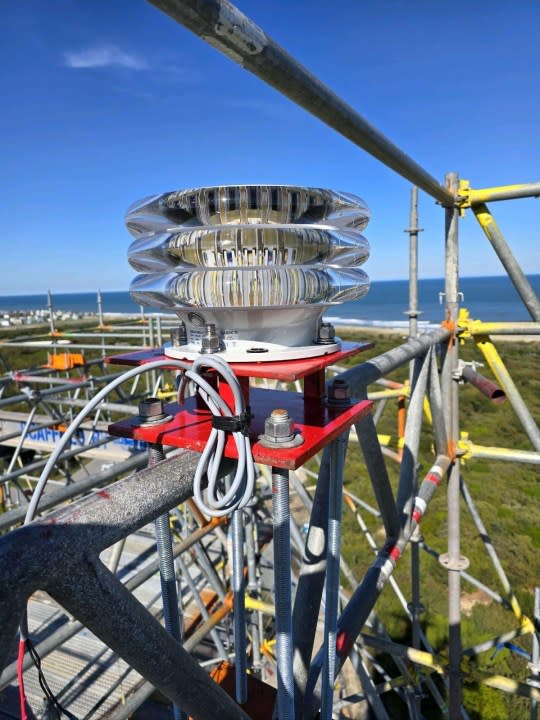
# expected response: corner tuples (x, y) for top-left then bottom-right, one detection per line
(130, 267), (370, 309)
(126, 185), (370, 235)
(127, 225), (370, 272)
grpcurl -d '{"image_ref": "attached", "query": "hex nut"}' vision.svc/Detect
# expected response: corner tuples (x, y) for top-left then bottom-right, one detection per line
(317, 322), (336, 344)
(264, 409), (294, 441)
(328, 379), (351, 403)
(139, 397), (165, 419)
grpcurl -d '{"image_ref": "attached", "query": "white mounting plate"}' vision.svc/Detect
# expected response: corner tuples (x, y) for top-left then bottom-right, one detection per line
(163, 339), (341, 363)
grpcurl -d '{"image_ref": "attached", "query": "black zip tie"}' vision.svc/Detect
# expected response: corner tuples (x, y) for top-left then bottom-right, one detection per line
(212, 408), (251, 436)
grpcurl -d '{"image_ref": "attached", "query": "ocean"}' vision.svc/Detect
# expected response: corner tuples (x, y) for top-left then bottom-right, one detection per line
(0, 275), (538, 325)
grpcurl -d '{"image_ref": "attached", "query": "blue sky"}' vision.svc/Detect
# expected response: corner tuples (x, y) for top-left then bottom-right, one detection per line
(1, 0), (539, 294)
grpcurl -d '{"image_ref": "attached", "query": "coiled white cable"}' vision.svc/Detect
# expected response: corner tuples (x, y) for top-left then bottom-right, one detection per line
(178, 354), (255, 517)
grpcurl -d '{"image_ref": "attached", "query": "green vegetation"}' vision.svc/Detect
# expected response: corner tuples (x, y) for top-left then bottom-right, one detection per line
(336, 328), (539, 719)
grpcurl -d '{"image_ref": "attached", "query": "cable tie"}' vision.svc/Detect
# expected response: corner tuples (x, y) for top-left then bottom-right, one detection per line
(212, 408), (252, 436)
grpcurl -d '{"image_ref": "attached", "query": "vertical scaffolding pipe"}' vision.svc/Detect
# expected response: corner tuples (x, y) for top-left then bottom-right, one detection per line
(406, 186), (423, 339)
(321, 434), (347, 720)
(272, 466), (295, 720)
(471, 203), (540, 321)
(97, 289), (104, 327)
(443, 172), (463, 720)
(47, 288), (55, 335)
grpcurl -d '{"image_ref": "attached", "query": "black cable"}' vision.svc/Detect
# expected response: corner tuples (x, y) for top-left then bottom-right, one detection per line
(26, 637), (79, 720)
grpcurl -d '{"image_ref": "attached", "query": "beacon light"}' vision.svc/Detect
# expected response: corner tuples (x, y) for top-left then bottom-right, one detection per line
(126, 185), (371, 361)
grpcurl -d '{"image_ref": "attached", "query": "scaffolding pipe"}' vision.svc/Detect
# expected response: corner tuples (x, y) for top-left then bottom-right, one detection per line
(443, 171), (463, 720)
(0, 435), (119, 485)
(461, 365), (506, 404)
(471, 203), (540, 321)
(338, 327), (450, 394)
(460, 442), (540, 465)
(466, 322), (540, 336)
(147, 0), (455, 206)
(406, 186), (422, 339)
(465, 182), (540, 204)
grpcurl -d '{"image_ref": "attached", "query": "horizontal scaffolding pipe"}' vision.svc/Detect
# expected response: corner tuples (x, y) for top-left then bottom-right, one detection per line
(0, 436), (119, 484)
(460, 441), (540, 465)
(148, 0), (455, 207)
(466, 322), (540, 336)
(36, 396), (139, 415)
(337, 327), (450, 394)
(0, 371), (132, 408)
(465, 182), (540, 204)
(3, 341), (146, 351)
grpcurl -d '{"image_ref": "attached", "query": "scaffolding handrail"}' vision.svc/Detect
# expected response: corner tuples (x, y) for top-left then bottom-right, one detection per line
(148, 0), (456, 207)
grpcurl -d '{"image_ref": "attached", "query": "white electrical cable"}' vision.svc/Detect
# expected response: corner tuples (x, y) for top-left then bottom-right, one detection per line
(23, 359), (190, 527)
(179, 354), (255, 517)
(24, 355), (255, 526)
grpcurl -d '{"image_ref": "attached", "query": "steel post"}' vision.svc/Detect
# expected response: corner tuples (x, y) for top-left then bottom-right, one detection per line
(272, 465), (295, 720)
(47, 289), (55, 336)
(321, 434), (347, 720)
(406, 186), (422, 339)
(149, 442), (184, 720)
(443, 172), (463, 720)
(231, 507), (248, 703)
(471, 203), (540, 321)
(97, 289), (104, 327)
(147, 0), (454, 206)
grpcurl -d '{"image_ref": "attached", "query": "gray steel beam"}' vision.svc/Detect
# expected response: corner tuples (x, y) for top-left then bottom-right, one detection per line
(147, 0), (455, 206)
(0, 452), (147, 531)
(0, 451), (245, 720)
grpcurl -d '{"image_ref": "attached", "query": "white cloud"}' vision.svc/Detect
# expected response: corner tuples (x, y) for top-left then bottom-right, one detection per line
(64, 46), (148, 71)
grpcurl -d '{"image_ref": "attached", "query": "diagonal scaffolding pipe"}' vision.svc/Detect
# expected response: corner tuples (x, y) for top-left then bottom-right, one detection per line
(292, 441), (347, 717)
(471, 203), (540, 321)
(147, 0), (455, 206)
(304, 455), (451, 717)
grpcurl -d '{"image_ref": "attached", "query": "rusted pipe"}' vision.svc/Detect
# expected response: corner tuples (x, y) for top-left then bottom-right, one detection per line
(461, 365), (506, 404)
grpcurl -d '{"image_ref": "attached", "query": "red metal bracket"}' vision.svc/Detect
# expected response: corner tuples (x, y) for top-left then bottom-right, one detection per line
(107, 342), (374, 469)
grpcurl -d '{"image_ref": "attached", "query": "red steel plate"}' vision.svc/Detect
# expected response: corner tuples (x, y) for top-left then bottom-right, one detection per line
(105, 341), (373, 382)
(108, 388), (372, 470)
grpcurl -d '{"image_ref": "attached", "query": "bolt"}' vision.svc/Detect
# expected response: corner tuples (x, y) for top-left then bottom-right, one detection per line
(317, 322), (336, 345)
(170, 322), (187, 347)
(264, 409), (295, 442)
(138, 397), (169, 425)
(201, 323), (221, 354)
(327, 378), (351, 405)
